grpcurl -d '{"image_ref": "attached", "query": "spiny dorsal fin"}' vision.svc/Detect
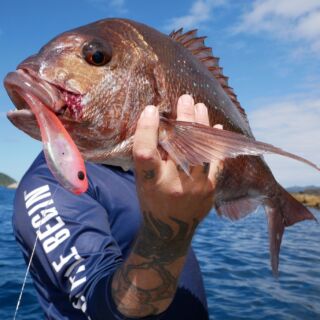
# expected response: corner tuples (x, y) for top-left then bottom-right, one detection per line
(169, 28), (247, 121)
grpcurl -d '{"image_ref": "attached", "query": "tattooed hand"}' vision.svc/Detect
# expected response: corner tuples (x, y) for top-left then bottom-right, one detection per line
(112, 94), (223, 318)
(134, 94), (223, 223)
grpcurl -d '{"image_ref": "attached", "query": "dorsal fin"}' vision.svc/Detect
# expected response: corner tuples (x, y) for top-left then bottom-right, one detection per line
(169, 28), (248, 122)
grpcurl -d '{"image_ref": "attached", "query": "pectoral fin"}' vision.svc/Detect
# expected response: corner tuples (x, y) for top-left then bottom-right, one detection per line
(216, 196), (265, 221)
(158, 118), (320, 174)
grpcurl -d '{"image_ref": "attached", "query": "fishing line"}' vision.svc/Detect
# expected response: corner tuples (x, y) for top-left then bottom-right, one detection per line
(13, 185), (59, 320)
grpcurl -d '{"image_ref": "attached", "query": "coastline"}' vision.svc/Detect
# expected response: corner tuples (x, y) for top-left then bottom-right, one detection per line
(7, 182), (18, 189)
(290, 192), (320, 209)
(0, 173), (17, 189)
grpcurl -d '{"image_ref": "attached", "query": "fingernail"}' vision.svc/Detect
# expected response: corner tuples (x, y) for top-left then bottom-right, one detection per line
(142, 105), (157, 118)
(180, 94), (193, 105)
(195, 103), (207, 116)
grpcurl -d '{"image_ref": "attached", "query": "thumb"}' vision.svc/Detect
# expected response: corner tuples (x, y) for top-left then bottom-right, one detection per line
(133, 105), (161, 183)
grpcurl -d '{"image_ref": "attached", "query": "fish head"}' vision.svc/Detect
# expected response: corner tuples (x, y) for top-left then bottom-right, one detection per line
(4, 19), (160, 162)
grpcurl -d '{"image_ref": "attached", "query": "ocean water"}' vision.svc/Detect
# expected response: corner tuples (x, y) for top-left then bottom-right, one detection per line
(0, 187), (319, 319)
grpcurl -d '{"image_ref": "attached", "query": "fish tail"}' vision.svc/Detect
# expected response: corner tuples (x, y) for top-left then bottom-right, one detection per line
(264, 184), (317, 276)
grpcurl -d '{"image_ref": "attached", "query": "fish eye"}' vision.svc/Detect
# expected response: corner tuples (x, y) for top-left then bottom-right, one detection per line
(82, 40), (112, 66)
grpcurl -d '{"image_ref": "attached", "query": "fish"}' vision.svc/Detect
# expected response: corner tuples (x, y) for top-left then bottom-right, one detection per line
(3, 18), (319, 275)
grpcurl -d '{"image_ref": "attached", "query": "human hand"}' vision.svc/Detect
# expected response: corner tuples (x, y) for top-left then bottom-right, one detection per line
(133, 94), (223, 226)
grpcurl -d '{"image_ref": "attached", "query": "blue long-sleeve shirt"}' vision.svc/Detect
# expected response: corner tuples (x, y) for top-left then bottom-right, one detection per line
(13, 152), (209, 319)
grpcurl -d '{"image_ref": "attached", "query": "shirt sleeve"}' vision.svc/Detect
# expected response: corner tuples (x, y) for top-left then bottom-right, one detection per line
(12, 160), (131, 319)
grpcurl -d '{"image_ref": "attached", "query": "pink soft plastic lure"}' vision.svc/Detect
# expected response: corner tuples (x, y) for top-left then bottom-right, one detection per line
(22, 92), (88, 194)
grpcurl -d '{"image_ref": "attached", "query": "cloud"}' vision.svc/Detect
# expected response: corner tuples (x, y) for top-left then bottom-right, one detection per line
(166, 0), (226, 31)
(235, 0), (320, 54)
(109, 0), (126, 12)
(248, 95), (320, 187)
(86, 0), (127, 14)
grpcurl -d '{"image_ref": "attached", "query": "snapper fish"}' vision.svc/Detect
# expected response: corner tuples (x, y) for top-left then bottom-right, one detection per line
(3, 18), (319, 274)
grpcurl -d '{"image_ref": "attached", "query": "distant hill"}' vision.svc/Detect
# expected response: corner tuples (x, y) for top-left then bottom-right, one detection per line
(286, 185), (320, 193)
(0, 173), (17, 188)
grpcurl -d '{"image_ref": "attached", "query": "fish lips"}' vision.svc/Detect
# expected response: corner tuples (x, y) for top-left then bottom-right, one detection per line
(4, 69), (66, 137)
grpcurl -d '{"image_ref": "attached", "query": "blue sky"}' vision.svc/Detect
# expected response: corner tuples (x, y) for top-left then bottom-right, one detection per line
(0, 0), (319, 187)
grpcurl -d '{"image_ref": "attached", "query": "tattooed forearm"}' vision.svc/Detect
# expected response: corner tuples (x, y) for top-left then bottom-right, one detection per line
(111, 212), (199, 317)
(112, 260), (176, 316)
(134, 211), (197, 262)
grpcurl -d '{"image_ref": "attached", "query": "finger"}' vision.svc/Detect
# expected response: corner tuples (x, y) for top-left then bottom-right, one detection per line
(195, 103), (210, 126)
(208, 124), (224, 184)
(167, 94), (196, 177)
(133, 105), (161, 182)
(191, 103), (210, 177)
(176, 94), (195, 122)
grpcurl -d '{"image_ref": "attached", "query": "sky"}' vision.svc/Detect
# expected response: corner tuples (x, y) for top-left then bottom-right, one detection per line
(0, 0), (319, 187)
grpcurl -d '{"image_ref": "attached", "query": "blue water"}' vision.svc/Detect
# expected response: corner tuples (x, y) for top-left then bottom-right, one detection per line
(0, 187), (319, 319)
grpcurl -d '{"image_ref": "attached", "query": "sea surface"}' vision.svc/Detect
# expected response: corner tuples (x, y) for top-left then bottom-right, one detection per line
(0, 187), (319, 319)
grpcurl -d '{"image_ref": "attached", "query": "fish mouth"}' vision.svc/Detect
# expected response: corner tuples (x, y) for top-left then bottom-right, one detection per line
(5, 69), (65, 115)
(4, 69), (83, 131)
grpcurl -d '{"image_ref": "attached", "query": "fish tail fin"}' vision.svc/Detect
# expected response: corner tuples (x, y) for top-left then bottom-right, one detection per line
(158, 117), (320, 175)
(264, 184), (317, 276)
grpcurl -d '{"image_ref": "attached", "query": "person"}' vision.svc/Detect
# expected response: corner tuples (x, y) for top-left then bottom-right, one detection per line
(13, 94), (223, 319)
